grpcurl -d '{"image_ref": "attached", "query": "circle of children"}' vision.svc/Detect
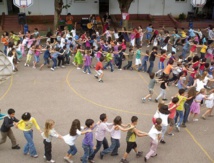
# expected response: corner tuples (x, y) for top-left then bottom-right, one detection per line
(0, 23), (214, 163)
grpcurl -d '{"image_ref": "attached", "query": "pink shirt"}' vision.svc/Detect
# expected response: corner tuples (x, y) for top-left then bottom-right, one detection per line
(95, 122), (113, 141)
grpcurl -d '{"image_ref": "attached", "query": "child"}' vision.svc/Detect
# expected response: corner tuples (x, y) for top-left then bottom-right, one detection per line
(133, 46), (141, 70)
(33, 45), (42, 69)
(155, 49), (167, 76)
(167, 97), (179, 136)
(81, 119), (97, 163)
(0, 108), (20, 149)
(120, 116), (147, 163)
(40, 46), (52, 70)
(199, 58), (206, 75)
(94, 57), (104, 82)
(24, 44), (35, 67)
(155, 75), (169, 102)
(50, 48), (64, 71)
(147, 46), (159, 74)
(83, 50), (92, 74)
(100, 116), (133, 159)
(89, 113), (113, 162)
(138, 50), (149, 72)
(42, 119), (62, 163)
(142, 72), (160, 103)
(17, 112), (42, 158)
(144, 118), (162, 162)
(63, 119), (91, 163)
(103, 49), (114, 72)
(189, 88), (208, 121)
(202, 89), (214, 119)
(73, 45), (84, 69)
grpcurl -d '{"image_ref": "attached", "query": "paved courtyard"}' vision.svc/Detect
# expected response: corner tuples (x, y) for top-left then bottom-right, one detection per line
(0, 49), (214, 163)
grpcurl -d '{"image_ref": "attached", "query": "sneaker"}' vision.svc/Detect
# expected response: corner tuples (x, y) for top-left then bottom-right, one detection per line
(77, 67), (81, 70)
(168, 133), (174, 136)
(64, 157), (73, 163)
(201, 116), (206, 120)
(160, 140), (166, 144)
(151, 154), (157, 157)
(83, 71), (86, 74)
(32, 66), (36, 69)
(162, 98), (168, 101)
(98, 79), (104, 83)
(155, 99), (158, 103)
(50, 68), (54, 71)
(88, 160), (95, 163)
(147, 45), (150, 48)
(24, 63), (27, 67)
(100, 152), (104, 159)
(120, 159), (129, 163)
(94, 75), (98, 79)
(87, 73), (91, 75)
(43, 156), (46, 159)
(32, 155), (38, 158)
(47, 160), (55, 163)
(181, 124), (186, 128)
(111, 153), (118, 156)
(193, 119), (199, 122)
(61, 65), (65, 68)
(144, 157), (147, 162)
(12, 145), (20, 149)
(176, 125), (180, 132)
(142, 98), (146, 103)
(118, 69), (122, 70)
(148, 98), (152, 101)
(27, 64), (30, 67)
(136, 151), (143, 158)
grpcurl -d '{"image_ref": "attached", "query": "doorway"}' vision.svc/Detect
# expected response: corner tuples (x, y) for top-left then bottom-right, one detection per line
(7, 0), (20, 15)
(99, 0), (109, 15)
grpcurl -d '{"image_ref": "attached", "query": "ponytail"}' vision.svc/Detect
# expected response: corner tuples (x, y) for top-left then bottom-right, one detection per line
(154, 118), (162, 131)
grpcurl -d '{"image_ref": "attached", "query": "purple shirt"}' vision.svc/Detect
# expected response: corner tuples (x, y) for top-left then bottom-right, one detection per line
(82, 131), (94, 147)
(84, 55), (91, 66)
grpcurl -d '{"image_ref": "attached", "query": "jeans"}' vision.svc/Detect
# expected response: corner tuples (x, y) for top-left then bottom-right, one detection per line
(104, 61), (114, 71)
(135, 38), (140, 46)
(3, 45), (7, 55)
(23, 130), (37, 156)
(147, 61), (154, 74)
(187, 76), (194, 86)
(156, 88), (166, 100)
(67, 145), (77, 155)
(183, 103), (191, 124)
(123, 61), (132, 70)
(82, 144), (94, 163)
(89, 138), (109, 160)
(65, 53), (70, 64)
(138, 58), (147, 71)
(181, 49), (188, 59)
(175, 110), (184, 127)
(57, 55), (65, 66)
(101, 138), (120, 156)
(84, 65), (91, 73)
(52, 58), (57, 68)
(117, 58), (122, 69)
(161, 126), (167, 140)
(114, 55), (118, 65)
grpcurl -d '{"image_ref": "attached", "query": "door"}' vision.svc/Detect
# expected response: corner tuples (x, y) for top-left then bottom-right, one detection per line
(7, 0), (19, 15)
(99, 0), (109, 15)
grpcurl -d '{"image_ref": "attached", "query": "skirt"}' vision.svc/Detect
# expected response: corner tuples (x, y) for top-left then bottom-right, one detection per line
(190, 101), (200, 114)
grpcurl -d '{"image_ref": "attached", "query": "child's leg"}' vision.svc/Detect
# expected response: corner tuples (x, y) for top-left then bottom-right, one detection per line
(161, 126), (167, 141)
(202, 108), (211, 118)
(23, 130), (37, 156)
(145, 140), (158, 160)
(156, 89), (164, 100)
(68, 145), (77, 160)
(7, 129), (17, 147)
(44, 140), (52, 161)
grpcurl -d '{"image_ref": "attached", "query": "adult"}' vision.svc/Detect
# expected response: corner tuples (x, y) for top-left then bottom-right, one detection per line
(66, 13), (74, 31)
(207, 25), (214, 45)
(102, 12), (111, 24)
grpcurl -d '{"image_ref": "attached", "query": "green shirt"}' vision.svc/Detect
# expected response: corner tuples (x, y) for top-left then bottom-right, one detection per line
(106, 53), (112, 62)
(126, 127), (136, 142)
(136, 49), (141, 59)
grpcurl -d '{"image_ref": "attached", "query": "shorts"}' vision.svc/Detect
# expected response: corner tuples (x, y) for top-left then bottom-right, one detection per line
(146, 33), (151, 40)
(135, 59), (141, 66)
(34, 55), (40, 63)
(168, 118), (175, 127)
(149, 88), (154, 95)
(95, 70), (103, 76)
(126, 142), (137, 153)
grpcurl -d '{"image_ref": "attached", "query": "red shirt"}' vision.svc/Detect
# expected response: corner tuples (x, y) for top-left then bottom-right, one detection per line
(95, 62), (103, 71)
(190, 70), (197, 79)
(135, 29), (140, 38)
(160, 54), (167, 62)
(199, 63), (205, 70)
(190, 45), (197, 52)
(192, 61), (199, 68)
(168, 103), (177, 119)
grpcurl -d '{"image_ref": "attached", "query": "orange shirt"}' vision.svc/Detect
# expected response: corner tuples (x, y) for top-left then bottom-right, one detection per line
(66, 15), (73, 25)
(95, 62), (103, 71)
(164, 64), (173, 75)
(1, 37), (8, 46)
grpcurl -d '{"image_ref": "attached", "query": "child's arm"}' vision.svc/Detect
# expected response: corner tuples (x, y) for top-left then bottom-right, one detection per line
(134, 128), (148, 137)
(117, 125), (134, 132)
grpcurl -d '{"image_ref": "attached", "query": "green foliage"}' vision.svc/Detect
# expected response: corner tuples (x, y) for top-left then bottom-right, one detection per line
(63, 4), (71, 9)
(179, 13), (186, 20)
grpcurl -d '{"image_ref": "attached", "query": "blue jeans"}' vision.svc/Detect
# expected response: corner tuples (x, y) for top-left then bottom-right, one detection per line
(101, 138), (120, 156)
(138, 58), (147, 71)
(114, 55), (118, 66)
(23, 130), (37, 156)
(183, 103), (191, 124)
(175, 110), (184, 127)
(147, 61), (154, 74)
(84, 65), (91, 73)
(52, 58), (57, 68)
(89, 138), (109, 160)
(3, 45), (7, 55)
(181, 49), (188, 59)
(158, 61), (164, 70)
(82, 144), (94, 163)
(67, 145), (77, 155)
(104, 61), (114, 71)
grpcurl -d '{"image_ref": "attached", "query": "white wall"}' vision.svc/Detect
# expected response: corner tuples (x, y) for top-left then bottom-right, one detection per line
(0, 0), (8, 14)
(20, 0), (99, 15)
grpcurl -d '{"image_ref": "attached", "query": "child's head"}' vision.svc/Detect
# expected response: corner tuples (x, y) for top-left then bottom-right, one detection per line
(131, 116), (138, 125)
(149, 72), (155, 79)
(159, 105), (170, 115)
(171, 51), (175, 55)
(200, 88), (206, 94)
(211, 62), (214, 66)
(193, 55), (200, 62)
(161, 49), (166, 55)
(100, 113), (107, 122)
(152, 46), (158, 52)
(168, 59), (174, 65)
(70, 119), (81, 136)
(44, 119), (55, 138)
(8, 108), (15, 117)
(187, 87), (197, 97)
(178, 89), (185, 96)
(154, 118), (162, 131)
(158, 101), (165, 110)
(100, 56), (104, 62)
(187, 57), (192, 62)
(85, 119), (94, 129)
(201, 58), (206, 62)
(193, 66), (199, 71)
(113, 116), (122, 125)
(21, 112), (31, 121)
(205, 62), (209, 68)
(172, 97), (179, 104)
(146, 50), (149, 55)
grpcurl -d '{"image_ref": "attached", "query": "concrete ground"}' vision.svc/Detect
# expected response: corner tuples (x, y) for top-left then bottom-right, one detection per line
(0, 45), (214, 163)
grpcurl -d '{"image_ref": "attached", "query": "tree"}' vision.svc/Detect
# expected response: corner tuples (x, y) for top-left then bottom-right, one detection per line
(117, 0), (134, 29)
(54, 0), (64, 31)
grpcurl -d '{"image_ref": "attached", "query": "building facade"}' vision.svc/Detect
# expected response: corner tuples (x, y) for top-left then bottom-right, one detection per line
(0, 0), (192, 16)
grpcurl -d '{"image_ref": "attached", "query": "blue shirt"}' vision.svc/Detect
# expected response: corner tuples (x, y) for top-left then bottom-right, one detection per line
(52, 52), (61, 58)
(147, 27), (152, 33)
(189, 29), (195, 38)
(44, 50), (51, 59)
(183, 40), (190, 50)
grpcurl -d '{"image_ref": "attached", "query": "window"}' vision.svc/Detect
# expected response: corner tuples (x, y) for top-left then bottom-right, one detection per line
(175, 0), (187, 2)
(74, 0), (87, 3)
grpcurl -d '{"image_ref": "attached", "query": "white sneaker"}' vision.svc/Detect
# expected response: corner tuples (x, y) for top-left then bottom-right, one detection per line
(64, 157), (73, 163)
(77, 67), (81, 70)
(61, 65), (65, 68)
(27, 64), (30, 67)
(83, 71), (86, 74)
(47, 159), (55, 163)
(193, 119), (199, 122)
(43, 155), (46, 159)
(50, 68), (54, 71)
(147, 45), (150, 47)
(32, 66), (36, 69)
(24, 63), (27, 67)
(142, 98), (146, 103)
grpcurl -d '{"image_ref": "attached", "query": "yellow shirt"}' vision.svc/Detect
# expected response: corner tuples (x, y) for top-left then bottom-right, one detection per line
(176, 95), (187, 111)
(181, 31), (186, 38)
(17, 117), (40, 131)
(200, 45), (207, 53)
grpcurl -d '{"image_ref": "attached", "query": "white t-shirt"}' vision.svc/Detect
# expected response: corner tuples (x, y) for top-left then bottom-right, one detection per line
(154, 111), (169, 126)
(111, 129), (121, 139)
(71, 29), (76, 38)
(195, 79), (205, 92)
(63, 128), (82, 146)
(105, 30), (112, 38)
(203, 76), (209, 85)
(113, 32), (119, 39)
(60, 37), (66, 48)
(41, 129), (59, 142)
(148, 125), (161, 142)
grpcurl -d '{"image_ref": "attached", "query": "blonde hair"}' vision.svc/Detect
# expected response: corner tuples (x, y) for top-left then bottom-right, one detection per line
(44, 119), (55, 138)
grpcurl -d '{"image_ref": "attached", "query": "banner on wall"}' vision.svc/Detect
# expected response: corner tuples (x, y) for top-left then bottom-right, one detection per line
(122, 13), (130, 20)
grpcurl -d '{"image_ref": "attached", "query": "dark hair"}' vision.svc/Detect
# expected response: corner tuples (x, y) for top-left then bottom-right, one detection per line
(211, 62), (214, 66)
(131, 116), (138, 123)
(69, 119), (81, 136)
(201, 58), (206, 62)
(193, 55), (200, 62)
(172, 97), (179, 104)
(193, 66), (199, 71)
(100, 113), (107, 122)
(161, 49), (166, 55)
(159, 105), (170, 115)
(113, 116), (122, 125)
(149, 72), (155, 79)
(154, 118), (162, 131)
(85, 119), (94, 128)
(146, 50), (149, 54)
(21, 112), (31, 121)
(46, 45), (50, 49)
(187, 57), (192, 62)
(171, 51), (176, 54)
(178, 89), (185, 95)
(8, 108), (15, 115)
(152, 46), (158, 51)
(205, 62), (209, 68)
(168, 59), (174, 65)
(100, 56), (104, 62)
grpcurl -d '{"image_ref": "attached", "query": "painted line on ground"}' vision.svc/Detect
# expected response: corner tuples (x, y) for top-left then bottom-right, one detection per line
(0, 76), (13, 101)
